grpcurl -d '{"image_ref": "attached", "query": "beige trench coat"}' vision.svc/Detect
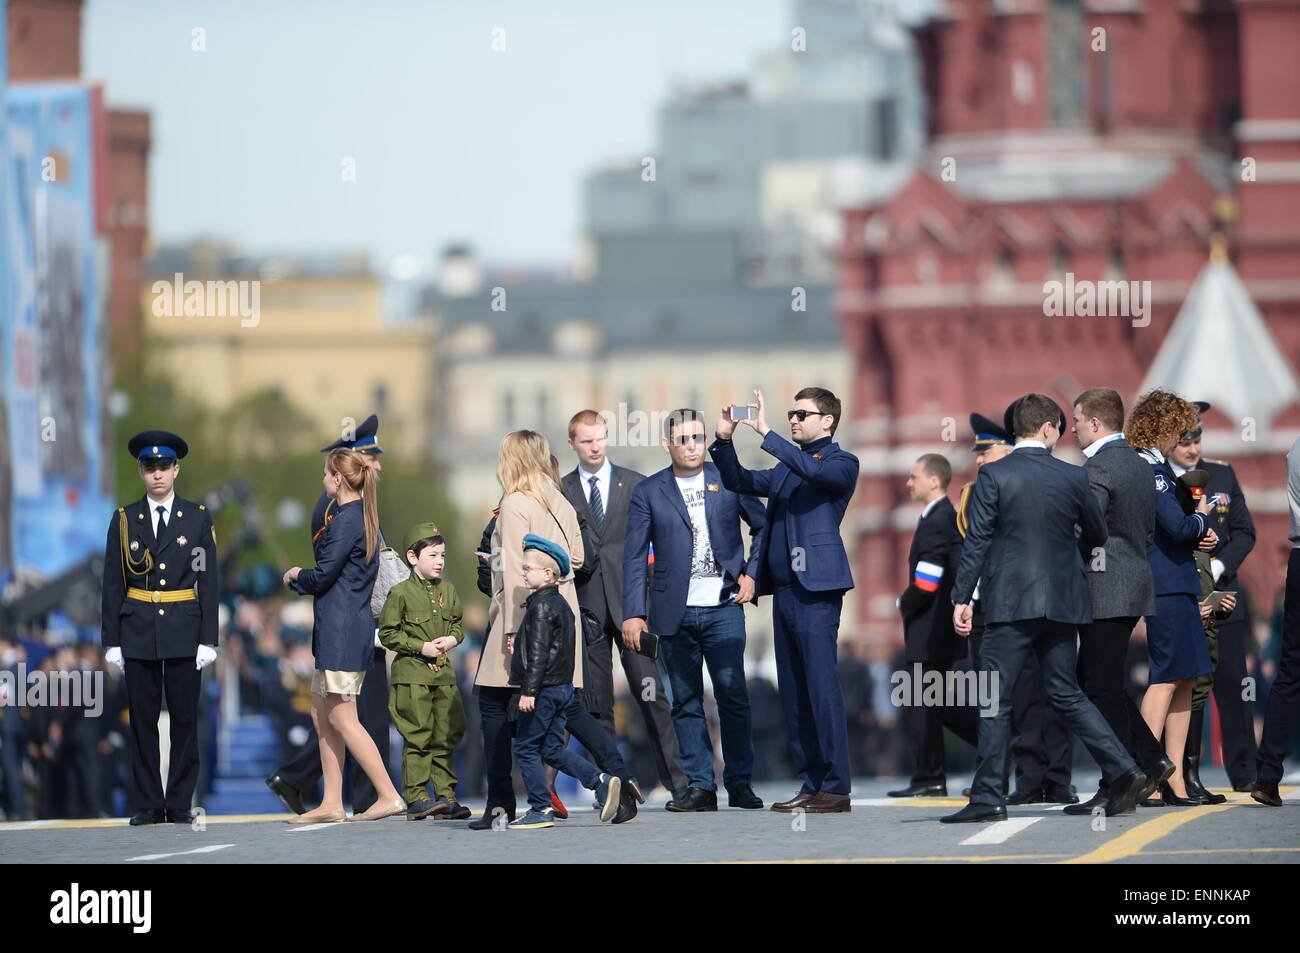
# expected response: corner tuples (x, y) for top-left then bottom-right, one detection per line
(474, 486), (585, 689)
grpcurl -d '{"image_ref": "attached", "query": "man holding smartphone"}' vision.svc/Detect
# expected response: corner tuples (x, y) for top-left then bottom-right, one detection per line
(710, 388), (859, 813)
(622, 409), (768, 811)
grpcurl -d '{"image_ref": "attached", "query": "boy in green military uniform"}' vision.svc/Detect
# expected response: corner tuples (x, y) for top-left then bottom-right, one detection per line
(379, 522), (471, 820)
(1188, 549), (1237, 805)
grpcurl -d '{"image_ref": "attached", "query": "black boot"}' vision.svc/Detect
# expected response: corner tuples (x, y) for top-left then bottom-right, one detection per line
(1183, 707), (1227, 804)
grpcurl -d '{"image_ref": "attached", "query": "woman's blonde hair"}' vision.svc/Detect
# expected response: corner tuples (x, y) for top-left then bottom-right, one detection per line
(327, 448), (379, 562)
(497, 430), (556, 507)
(1126, 389), (1198, 452)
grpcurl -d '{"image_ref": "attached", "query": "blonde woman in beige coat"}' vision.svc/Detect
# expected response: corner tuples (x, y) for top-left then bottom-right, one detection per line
(468, 430), (584, 829)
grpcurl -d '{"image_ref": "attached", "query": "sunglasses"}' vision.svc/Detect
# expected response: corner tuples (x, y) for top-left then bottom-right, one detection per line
(672, 433), (706, 445)
(787, 410), (827, 422)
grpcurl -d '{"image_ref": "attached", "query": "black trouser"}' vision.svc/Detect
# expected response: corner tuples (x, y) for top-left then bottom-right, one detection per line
(585, 609), (687, 794)
(275, 647), (390, 812)
(1257, 549), (1300, 785)
(905, 660), (980, 786)
(1212, 616), (1259, 785)
(971, 619), (1134, 806)
(124, 656), (201, 814)
(477, 685), (517, 816)
(1010, 646), (1074, 791)
(1078, 617), (1165, 789)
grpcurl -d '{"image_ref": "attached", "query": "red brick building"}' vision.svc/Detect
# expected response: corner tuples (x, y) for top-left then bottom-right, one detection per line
(836, 0), (1300, 646)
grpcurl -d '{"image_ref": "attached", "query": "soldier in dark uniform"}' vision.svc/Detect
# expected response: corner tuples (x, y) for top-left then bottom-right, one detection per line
(1167, 401), (1258, 792)
(101, 431), (219, 825)
(266, 414), (393, 814)
(889, 453), (978, 796)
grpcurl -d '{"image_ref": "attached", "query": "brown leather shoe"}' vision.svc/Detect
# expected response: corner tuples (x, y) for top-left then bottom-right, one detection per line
(771, 790), (816, 813)
(803, 791), (852, 813)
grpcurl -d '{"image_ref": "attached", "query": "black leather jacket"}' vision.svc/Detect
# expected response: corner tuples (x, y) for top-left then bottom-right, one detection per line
(509, 584), (576, 696)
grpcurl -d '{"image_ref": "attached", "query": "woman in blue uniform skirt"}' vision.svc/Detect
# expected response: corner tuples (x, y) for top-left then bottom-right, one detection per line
(1128, 391), (1216, 806)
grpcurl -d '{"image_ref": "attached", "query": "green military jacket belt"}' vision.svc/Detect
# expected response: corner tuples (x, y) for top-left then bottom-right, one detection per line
(378, 573), (464, 686)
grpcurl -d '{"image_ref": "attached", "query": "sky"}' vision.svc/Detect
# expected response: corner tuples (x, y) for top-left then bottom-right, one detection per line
(83, 0), (791, 275)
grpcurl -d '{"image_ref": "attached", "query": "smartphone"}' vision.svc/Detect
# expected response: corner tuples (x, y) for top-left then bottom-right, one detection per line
(729, 404), (756, 422)
(474, 550), (492, 561)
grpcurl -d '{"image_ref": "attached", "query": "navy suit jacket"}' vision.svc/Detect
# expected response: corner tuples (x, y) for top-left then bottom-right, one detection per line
(709, 430), (858, 597)
(623, 462), (767, 634)
(951, 445), (1107, 626)
(290, 499), (378, 672)
(1144, 454), (1209, 598)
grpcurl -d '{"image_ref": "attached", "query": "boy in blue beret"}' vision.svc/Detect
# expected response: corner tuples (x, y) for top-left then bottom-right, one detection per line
(378, 521), (470, 820)
(508, 534), (620, 829)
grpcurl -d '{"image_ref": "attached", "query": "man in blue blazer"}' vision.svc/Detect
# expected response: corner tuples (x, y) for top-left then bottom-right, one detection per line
(944, 394), (1146, 822)
(623, 409), (768, 812)
(709, 387), (858, 813)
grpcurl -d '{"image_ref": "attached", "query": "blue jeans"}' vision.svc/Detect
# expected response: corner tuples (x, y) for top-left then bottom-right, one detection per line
(513, 684), (600, 811)
(659, 602), (754, 791)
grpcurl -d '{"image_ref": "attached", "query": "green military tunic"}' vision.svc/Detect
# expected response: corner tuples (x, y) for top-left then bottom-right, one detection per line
(379, 572), (467, 802)
(1192, 551), (1222, 712)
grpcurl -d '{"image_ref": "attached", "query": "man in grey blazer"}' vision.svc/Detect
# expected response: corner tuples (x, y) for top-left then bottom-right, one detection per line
(943, 394), (1146, 822)
(562, 410), (687, 800)
(1065, 388), (1175, 815)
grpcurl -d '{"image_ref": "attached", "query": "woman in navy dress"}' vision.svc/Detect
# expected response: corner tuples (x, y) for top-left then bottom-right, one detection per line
(1127, 390), (1217, 805)
(282, 448), (403, 822)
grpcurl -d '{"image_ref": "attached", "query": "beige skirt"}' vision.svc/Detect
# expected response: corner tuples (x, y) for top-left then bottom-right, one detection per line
(312, 669), (366, 701)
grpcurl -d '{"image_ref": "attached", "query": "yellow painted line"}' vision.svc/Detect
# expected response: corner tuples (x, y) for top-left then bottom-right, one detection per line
(1141, 847), (1300, 856)
(712, 854), (1073, 864)
(1058, 790), (1281, 865)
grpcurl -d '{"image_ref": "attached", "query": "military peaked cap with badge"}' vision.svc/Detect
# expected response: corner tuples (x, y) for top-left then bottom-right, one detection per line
(102, 430), (219, 660)
(312, 413), (383, 538)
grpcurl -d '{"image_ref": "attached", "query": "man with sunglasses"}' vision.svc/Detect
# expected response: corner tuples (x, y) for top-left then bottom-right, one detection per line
(622, 409), (768, 811)
(101, 431), (219, 825)
(710, 387), (859, 813)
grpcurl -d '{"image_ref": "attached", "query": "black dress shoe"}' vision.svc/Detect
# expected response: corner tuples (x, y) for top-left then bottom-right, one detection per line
(726, 783), (764, 809)
(166, 808), (199, 825)
(1147, 781), (1201, 807)
(266, 774), (306, 815)
(438, 799), (472, 821)
(1042, 783), (1079, 804)
(612, 785), (639, 824)
(1251, 780), (1282, 807)
(940, 802), (1006, 823)
(1138, 757), (1176, 803)
(624, 778), (645, 804)
(771, 790), (816, 813)
(665, 787), (718, 812)
(1106, 768), (1150, 815)
(1233, 780), (1254, 793)
(468, 807), (515, 830)
(129, 809), (166, 826)
(1063, 790), (1108, 815)
(1004, 788), (1044, 805)
(887, 782), (947, 797)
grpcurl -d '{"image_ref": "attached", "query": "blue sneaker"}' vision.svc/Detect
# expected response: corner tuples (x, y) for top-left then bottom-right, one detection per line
(508, 809), (555, 830)
(594, 774), (622, 823)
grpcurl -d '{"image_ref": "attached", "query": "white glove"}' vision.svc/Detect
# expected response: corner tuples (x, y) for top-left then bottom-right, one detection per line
(196, 644), (218, 671)
(374, 628), (383, 648)
(1211, 558), (1226, 583)
(105, 647), (124, 670)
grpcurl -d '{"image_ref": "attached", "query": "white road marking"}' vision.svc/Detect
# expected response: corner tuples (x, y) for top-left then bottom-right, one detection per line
(126, 844), (234, 862)
(958, 817), (1042, 845)
(0, 820), (61, 831)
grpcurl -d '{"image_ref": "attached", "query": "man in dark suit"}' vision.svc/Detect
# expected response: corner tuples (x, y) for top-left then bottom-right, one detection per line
(622, 409), (768, 811)
(943, 394), (1146, 822)
(890, 453), (979, 797)
(1168, 402), (1258, 792)
(562, 409), (687, 799)
(1065, 388), (1174, 815)
(710, 387), (858, 813)
(266, 413), (392, 815)
(101, 431), (219, 826)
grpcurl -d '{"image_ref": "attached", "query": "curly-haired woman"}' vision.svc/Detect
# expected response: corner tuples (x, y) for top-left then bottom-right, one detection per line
(1126, 390), (1218, 805)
